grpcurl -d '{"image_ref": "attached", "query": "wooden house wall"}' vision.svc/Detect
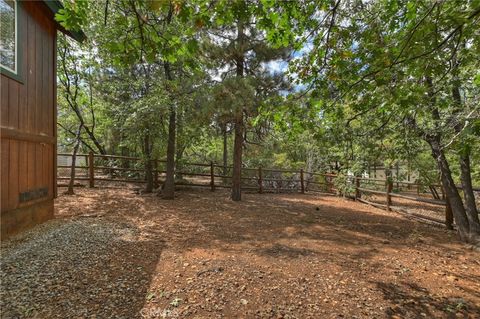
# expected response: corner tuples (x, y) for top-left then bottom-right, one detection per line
(1, 1), (57, 234)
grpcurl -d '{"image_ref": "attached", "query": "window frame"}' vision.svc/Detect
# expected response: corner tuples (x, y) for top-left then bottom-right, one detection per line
(0, 0), (23, 83)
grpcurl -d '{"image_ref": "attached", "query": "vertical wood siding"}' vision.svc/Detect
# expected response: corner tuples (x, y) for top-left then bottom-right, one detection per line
(1, 2), (56, 213)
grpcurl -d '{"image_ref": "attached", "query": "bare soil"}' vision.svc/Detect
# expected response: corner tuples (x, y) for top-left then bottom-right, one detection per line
(2, 187), (480, 318)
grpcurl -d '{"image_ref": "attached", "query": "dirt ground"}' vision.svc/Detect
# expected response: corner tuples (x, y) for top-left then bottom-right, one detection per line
(365, 194), (447, 225)
(2, 187), (480, 319)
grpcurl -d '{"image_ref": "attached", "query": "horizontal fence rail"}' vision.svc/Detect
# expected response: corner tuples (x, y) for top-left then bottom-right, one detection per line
(56, 152), (320, 194)
(57, 152), (479, 230)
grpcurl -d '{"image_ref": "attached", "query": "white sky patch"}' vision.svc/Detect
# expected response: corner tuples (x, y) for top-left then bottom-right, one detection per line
(209, 64), (231, 82)
(297, 41), (314, 56)
(262, 59), (288, 75)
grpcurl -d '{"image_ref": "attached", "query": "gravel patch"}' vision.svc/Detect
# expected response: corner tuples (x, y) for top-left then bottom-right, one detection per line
(1, 219), (161, 319)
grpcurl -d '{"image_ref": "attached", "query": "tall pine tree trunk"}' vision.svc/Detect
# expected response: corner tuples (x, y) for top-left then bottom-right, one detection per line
(231, 21), (244, 201)
(222, 123), (228, 184)
(175, 145), (184, 181)
(175, 110), (184, 180)
(232, 112), (243, 201)
(163, 105), (176, 199)
(160, 5), (176, 199)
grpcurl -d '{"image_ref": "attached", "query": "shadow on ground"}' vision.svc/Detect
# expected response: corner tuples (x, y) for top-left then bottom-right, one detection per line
(3, 187), (477, 318)
(375, 281), (480, 318)
(1, 219), (165, 319)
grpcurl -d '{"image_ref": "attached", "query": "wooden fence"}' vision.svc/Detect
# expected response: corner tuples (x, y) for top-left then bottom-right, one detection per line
(352, 177), (451, 227)
(57, 152), (336, 194)
(58, 152), (479, 229)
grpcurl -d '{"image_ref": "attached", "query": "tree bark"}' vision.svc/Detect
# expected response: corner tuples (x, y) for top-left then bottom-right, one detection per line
(162, 61), (176, 199)
(427, 136), (471, 241)
(163, 105), (176, 199)
(222, 123), (228, 183)
(83, 125), (106, 155)
(451, 71), (480, 242)
(231, 112), (243, 201)
(421, 76), (477, 242)
(459, 152), (480, 236)
(445, 195), (454, 230)
(175, 145), (185, 181)
(231, 20), (245, 201)
(175, 109), (185, 180)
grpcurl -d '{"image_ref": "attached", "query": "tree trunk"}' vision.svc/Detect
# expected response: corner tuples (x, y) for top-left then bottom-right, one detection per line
(445, 195), (454, 230)
(459, 152), (480, 236)
(427, 136), (472, 242)
(144, 133), (153, 193)
(222, 123), (228, 184)
(175, 145), (185, 181)
(66, 124), (83, 195)
(162, 61), (176, 199)
(163, 105), (176, 199)
(59, 39), (106, 157)
(84, 125), (106, 155)
(231, 112), (243, 201)
(451, 72), (480, 240)
(175, 110), (184, 181)
(231, 20), (245, 201)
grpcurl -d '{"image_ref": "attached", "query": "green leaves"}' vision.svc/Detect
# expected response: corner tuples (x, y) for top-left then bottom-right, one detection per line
(474, 73), (480, 86)
(55, 0), (89, 33)
(55, 0), (480, 185)
(406, 1), (417, 21)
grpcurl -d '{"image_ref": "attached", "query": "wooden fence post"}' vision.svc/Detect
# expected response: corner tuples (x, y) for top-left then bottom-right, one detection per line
(258, 166), (263, 194)
(88, 151), (94, 188)
(300, 169), (305, 194)
(355, 176), (361, 200)
(386, 179), (393, 211)
(210, 161), (215, 191)
(445, 196), (453, 230)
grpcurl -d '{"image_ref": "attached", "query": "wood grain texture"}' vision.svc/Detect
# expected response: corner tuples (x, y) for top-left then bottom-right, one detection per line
(1, 1), (56, 217)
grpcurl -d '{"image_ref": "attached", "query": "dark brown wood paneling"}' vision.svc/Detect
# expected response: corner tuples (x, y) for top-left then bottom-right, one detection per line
(8, 81), (18, 128)
(0, 127), (55, 144)
(18, 5), (28, 132)
(26, 7), (36, 133)
(1, 1), (56, 216)
(35, 144), (42, 193)
(34, 10), (43, 134)
(26, 142), (35, 192)
(53, 32), (58, 198)
(0, 79), (8, 127)
(1, 141), (9, 213)
(46, 23), (54, 136)
(8, 140), (19, 210)
(18, 141), (28, 201)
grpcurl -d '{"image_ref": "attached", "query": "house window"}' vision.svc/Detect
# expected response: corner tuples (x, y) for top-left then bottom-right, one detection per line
(0, 0), (17, 74)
